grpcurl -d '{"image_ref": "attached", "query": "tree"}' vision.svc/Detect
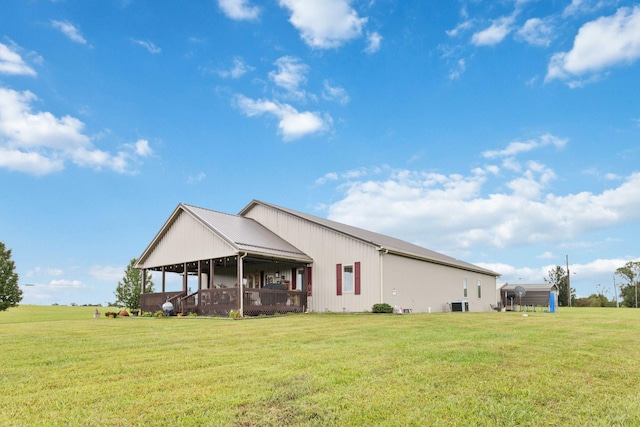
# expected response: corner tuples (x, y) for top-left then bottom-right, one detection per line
(0, 242), (23, 311)
(114, 258), (154, 311)
(615, 261), (640, 308)
(545, 265), (575, 306)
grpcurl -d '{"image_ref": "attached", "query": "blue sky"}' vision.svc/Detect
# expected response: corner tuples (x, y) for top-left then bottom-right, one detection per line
(1, 0), (639, 306)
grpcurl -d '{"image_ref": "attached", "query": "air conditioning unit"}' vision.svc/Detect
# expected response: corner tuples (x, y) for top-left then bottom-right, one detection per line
(450, 301), (469, 312)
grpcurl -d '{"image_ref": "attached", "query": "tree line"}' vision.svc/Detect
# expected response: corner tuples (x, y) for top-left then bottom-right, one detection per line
(545, 261), (640, 308)
(2, 239), (639, 312)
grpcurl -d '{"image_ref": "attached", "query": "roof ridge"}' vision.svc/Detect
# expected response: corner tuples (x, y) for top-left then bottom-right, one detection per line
(242, 200), (499, 277)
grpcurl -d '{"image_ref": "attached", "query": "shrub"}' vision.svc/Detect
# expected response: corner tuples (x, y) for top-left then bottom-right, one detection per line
(372, 303), (393, 313)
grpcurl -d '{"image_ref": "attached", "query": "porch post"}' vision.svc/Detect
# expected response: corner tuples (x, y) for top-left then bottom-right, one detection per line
(142, 268), (147, 294)
(198, 260), (202, 290)
(238, 254), (246, 316)
(209, 258), (214, 289)
(161, 266), (166, 293)
(183, 262), (188, 293)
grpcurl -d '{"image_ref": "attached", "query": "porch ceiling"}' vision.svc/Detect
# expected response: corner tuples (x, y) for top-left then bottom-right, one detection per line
(148, 254), (309, 275)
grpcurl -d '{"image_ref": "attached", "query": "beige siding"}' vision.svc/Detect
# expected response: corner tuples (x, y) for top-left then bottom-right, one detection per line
(382, 253), (497, 312)
(244, 204), (382, 313)
(140, 210), (237, 268)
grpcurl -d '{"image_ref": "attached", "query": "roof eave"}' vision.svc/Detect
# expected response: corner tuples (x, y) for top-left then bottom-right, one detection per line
(380, 246), (500, 277)
(135, 203), (241, 269)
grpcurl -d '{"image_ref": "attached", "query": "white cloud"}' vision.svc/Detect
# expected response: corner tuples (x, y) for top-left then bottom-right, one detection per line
(218, 0), (260, 21)
(269, 56), (309, 95)
(0, 87), (151, 175)
(320, 136), (640, 254)
(517, 17), (555, 47)
(471, 15), (516, 46)
(0, 149), (64, 175)
(26, 266), (64, 277)
(325, 165), (640, 253)
(188, 171), (206, 183)
(50, 279), (85, 288)
(563, 0), (609, 18)
(537, 251), (556, 259)
(0, 42), (37, 76)
(218, 57), (253, 79)
(547, 6), (640, 83)
(446, 20), (473, 38)
(482, 133), (567, 159)
(315, 172), (339, 185)
(279, 0), (367, 49)
(51, 20), (87, 45)
(448, 58), (466, 80)
(133, 139), (153, 156)
(89, 265), (125, 281)
(131, 39), (161, 54)
(322, 80), (350, 105)
(365, 31), (382, 53)
(235, 94), (328, 140)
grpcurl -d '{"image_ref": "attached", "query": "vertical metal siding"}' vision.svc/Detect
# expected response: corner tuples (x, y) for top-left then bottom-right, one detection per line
(382, 253), (497, 312)
(142, 211), (237, 267)
(244, 204), (381, 313)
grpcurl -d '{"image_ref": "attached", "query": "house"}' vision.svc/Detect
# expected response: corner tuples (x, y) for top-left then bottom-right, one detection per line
(136, 200), (500, 316)
(499, 283), (559, 311)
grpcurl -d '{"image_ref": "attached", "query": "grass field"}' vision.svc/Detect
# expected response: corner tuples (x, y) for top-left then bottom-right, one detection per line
(1, 306), (640, 426)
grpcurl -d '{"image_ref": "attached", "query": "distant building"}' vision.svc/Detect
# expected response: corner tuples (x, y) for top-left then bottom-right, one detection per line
(499, 283), (559, 311)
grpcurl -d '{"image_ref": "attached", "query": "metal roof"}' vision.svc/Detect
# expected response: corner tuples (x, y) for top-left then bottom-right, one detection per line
(182, 204), (312, 262)
(500, 283), (557, 292)
(240, 200), (500, 277)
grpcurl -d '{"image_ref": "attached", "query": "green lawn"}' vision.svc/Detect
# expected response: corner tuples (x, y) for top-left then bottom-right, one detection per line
(1, 306), (639, 426)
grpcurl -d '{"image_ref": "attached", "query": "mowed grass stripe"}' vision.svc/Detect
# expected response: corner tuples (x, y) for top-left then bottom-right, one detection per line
(1, 306), (639, 426)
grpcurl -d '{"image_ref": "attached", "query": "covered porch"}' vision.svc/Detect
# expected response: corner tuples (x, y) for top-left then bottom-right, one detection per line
(139, 254), (312, 317)
(135, 203), (314, 317)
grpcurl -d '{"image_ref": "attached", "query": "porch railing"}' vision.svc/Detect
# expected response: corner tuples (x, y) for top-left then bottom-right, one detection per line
(140, 287), (306, 317)
(140, 291), (185, 314)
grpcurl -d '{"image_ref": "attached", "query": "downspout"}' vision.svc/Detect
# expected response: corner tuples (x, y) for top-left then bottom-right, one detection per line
(379, 247), (388, 303)
(238, 253), (247, 317)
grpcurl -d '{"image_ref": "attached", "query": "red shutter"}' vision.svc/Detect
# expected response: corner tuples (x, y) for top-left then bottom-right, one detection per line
(355, 262), (361, 295)
(291, 268), (297, 290)
(336, 263), (342, 295)
(306, 266), (312, 296)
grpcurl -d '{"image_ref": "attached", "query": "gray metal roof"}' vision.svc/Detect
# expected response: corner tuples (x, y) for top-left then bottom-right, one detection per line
(182, 204), (312, 262)
(240, 200), (500, 277)
(501, 283), (557, 292)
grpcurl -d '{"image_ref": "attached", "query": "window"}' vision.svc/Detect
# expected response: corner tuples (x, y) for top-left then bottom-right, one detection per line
(337, 262), (360, 295)
(343, 265), (354, 293)
(477, 280), (482, 298)
(463, 278), (468, 297)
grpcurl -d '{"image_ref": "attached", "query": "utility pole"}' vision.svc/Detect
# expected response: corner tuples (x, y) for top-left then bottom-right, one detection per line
(566, 255), (571, 308)
(614, 274), (619, 308)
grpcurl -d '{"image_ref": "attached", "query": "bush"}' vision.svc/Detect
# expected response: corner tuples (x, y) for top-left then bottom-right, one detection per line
(372, 303), (393, 313)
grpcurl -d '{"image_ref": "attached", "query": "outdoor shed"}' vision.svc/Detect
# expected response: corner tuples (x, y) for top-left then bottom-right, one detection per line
(136, 200), (500, 316)
(499, 283), (559, 311)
